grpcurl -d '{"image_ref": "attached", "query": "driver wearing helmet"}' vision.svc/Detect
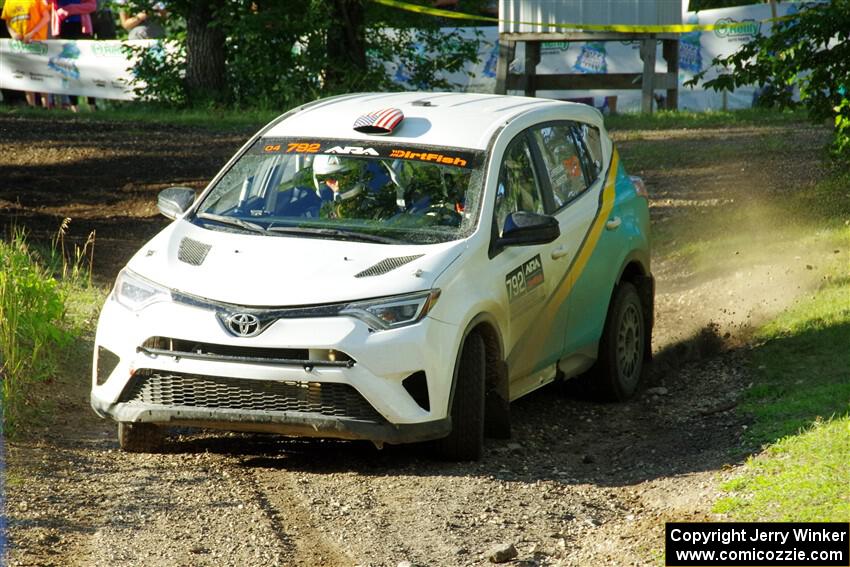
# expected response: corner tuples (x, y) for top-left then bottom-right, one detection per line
(312, 155), (365, 217)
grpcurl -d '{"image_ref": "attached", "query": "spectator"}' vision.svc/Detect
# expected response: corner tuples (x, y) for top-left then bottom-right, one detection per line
(92, 0), (116, 39)
(117, 0), (165, 39)
(49, 0), (96, 111)
(2, 0), (50, 107)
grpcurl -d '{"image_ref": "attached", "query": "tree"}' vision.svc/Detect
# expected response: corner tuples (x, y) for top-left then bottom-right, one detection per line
(325, 0), (368, 92)
(693, 1), (850, 159)
(183, 0), (227, 104)
(126, 0), (482, 108)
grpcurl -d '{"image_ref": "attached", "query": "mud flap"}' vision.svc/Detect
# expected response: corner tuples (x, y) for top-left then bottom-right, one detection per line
(484, 359), (511, 439)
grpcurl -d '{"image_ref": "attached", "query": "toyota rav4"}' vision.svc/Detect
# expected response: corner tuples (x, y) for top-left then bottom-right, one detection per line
(92, 92), (654, 460)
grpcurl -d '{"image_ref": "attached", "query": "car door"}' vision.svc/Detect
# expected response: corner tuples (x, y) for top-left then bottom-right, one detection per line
(520, 122), (600, 373)
(561, 121), (625, 359)
(491, 131), (573, 397)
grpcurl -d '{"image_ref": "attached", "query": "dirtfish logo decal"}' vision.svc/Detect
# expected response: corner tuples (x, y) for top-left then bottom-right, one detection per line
(48, 42), (81, 80)
(714, 18), (761, 40)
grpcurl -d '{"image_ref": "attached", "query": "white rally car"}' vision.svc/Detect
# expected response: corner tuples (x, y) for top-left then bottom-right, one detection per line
(92, 92), (653, 460)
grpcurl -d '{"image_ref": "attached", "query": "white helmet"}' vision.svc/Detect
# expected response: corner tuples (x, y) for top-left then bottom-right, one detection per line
(312, 155), (364, 201)
(312, 154), (352, 176)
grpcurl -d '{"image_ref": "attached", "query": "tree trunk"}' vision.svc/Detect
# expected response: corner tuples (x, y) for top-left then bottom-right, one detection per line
(324, 0), (367, 93)
(185, 0), (228, 104)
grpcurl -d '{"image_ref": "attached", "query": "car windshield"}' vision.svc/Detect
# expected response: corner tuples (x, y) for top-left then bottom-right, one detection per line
(193, 138), (486, 244)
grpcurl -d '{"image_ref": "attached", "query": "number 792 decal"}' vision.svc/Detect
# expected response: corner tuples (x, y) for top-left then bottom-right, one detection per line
(505, 255), (545, 315)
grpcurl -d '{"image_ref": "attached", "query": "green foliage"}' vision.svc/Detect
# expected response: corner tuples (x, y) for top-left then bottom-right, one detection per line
(125, 0), (482, 108)
(691, 1), (850, 160)
(714, 417), (850, 521)
(0, 231), (71, 436)
(124, 40), (188, 106)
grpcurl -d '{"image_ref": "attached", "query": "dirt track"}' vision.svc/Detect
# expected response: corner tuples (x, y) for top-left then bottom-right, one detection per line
(0, 112), (835, 566)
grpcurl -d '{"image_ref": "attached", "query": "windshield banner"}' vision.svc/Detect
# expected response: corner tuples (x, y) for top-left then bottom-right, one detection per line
(254, 138), (483, 169)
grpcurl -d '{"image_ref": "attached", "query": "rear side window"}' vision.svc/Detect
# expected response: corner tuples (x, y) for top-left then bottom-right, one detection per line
(494, 136), (545, 235)
(572, 123), (604, 183)
(530, 125), (588, 209)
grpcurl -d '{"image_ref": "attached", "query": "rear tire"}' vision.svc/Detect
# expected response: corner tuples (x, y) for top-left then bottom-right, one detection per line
(432, 333), (486, 461)
(591, 281), (646, 401)
(118, 422), (165, 453)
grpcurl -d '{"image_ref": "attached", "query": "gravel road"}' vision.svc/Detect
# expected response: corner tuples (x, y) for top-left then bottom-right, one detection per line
(0, 113), (834, 566)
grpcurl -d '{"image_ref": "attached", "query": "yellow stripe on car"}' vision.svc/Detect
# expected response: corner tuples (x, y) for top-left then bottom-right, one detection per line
(507, 150), (619, 376)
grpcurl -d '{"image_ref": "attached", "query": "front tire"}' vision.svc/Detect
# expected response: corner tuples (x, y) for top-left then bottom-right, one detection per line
(432, 333), (486, 461)
(592, 281), (646, 401)
(118, 422), (165, 453)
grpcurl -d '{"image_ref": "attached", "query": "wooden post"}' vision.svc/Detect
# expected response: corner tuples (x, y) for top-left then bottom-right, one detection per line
(662, 38), (679, 110)
(524, 41), (541, 97)
(640, 37), (657, 113)
(495, 39), (516, 95)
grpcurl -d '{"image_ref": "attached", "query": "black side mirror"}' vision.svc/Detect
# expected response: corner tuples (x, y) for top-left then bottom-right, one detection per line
(157, 187), (196, 220)
(497, 211), (560, 248)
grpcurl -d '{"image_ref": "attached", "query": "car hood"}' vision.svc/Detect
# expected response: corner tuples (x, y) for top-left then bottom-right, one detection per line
(125, 220), (466, 306)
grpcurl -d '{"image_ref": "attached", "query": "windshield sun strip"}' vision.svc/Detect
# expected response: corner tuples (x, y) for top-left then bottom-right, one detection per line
(252, 138), (484, 169)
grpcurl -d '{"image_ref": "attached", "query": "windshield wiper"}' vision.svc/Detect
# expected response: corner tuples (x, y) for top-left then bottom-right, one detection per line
(196, 212), (267, 234)
(267, 225), (400, 244)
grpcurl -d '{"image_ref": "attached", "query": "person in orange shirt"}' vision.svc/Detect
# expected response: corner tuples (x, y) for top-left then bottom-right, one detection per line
(1, 0), (50, 107)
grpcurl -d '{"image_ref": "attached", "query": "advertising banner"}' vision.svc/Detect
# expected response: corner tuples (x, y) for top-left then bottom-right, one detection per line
(393, 2), (822, 112)
(0, 39), (154, 100)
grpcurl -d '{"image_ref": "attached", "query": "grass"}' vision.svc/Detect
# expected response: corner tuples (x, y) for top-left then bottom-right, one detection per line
(711, 235), (850, 521)
(744, 279), (850, 445)
(0, 101), (279, 132)
(0, 224), (98, 437)
(0, 102), (811, 135)
(605, 107), (810, 132)
(714, 418), (850, 521)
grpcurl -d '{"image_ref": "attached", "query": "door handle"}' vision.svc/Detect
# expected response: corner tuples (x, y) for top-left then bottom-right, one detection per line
(606, 216), (622, 231)
(551, 246), (569, 260)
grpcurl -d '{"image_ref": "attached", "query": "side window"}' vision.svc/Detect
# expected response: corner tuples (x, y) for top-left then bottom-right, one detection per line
(572, 123), (604, 183)
(494, 136), (545, 235)
(531, 125), (588, 209)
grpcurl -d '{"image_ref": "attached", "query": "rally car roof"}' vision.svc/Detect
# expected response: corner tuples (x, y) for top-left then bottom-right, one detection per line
(264, 92), (605, 151)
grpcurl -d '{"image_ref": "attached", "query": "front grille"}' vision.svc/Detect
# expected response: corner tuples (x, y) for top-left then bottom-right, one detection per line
(178, 237), (212, 266)
(119, 371), (384, 422)
(139, 337), (354, 366)
(142, 337), (310, 361)
(355, 255), (423, 278)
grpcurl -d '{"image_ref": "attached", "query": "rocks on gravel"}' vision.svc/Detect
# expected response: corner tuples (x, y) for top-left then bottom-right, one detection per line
(486, 543), (518, 563)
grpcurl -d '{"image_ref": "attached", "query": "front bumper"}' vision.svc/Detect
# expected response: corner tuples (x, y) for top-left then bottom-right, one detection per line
(91, 396), (450, 444)
(92, 293), (461, 444)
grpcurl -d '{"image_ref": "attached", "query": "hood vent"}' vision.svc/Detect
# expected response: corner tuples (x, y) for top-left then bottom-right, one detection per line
(178, 237), (212, 266)
(355, 255), (423, 278)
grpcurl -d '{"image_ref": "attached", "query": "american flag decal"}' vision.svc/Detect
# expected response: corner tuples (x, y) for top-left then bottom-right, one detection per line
(353, 108), (404, 135)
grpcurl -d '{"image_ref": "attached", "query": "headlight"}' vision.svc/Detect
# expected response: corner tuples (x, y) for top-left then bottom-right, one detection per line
(340, 290), (440, 331)
(113, 269), (170, 311)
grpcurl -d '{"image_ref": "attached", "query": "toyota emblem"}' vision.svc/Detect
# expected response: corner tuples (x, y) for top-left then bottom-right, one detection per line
(226, 313), (261, 337)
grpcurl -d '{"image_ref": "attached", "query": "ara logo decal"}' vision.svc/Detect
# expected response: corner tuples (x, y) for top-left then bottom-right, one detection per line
(505, 254), (546, 318)
(505, 254), (544, 302)
(325, 146), (379, 156)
